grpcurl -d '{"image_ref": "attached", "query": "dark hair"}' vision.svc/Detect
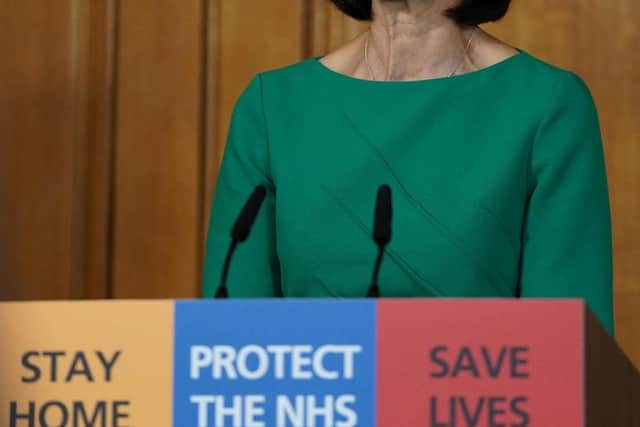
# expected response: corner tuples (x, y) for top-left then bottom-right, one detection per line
(329, 0), (511, 26)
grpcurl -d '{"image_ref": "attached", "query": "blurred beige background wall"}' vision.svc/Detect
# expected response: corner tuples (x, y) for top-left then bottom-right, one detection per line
(0, 1), (638, 364)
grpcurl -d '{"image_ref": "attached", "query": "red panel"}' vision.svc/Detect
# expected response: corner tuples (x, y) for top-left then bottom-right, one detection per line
(377, 299), (583, 427)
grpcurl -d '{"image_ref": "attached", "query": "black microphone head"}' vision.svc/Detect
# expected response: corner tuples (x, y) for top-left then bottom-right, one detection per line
(231, 185), (267, 242)
(373, 184), (392, 247)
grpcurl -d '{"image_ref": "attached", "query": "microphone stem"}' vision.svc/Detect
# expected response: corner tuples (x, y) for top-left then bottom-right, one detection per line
(369, 245), (385, 297)
(216, 239), (238, 298)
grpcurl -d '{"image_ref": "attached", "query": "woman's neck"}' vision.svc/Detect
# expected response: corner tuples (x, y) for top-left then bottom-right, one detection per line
(368, 0), (475, 80)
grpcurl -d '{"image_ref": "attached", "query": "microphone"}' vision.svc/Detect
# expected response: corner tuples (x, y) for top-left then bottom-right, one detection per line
(215, 185), (268, 298)
(367, 185), (392, 297)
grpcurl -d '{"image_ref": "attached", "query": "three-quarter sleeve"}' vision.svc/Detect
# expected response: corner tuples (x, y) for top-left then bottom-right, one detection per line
(202, 74), (281, 298)
(519, 72), (614, 335)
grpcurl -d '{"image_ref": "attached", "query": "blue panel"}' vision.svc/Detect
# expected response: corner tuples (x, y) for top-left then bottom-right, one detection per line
(173, 299), (375, 427)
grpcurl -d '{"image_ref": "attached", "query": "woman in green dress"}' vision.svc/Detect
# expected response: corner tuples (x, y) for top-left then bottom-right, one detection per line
(202, 0), (614, 335)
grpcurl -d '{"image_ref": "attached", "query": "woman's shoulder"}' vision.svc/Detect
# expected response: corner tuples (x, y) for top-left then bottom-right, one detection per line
(518, 52), (585, 81)
(257, 57), (320, 86)
(516, 53), (597, 116)
(259, 33), (363, 83)
(473, 31), (588, 87)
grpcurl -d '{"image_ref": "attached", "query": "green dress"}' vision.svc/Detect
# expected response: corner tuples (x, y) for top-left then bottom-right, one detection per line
(202, 50), (614, 335)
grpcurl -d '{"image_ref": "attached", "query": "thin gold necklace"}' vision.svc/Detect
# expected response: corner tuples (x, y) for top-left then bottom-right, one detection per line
(364, 27), (477, 81)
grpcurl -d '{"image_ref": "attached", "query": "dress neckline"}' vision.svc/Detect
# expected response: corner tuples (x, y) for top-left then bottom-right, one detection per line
(308, 49), (526, 86)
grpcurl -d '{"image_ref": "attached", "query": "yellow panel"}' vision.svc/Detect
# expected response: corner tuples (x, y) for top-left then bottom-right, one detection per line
(0, 301), (173, 426)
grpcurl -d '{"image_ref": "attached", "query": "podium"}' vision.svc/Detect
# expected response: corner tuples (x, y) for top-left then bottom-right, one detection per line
(0, 299), (638, 427)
